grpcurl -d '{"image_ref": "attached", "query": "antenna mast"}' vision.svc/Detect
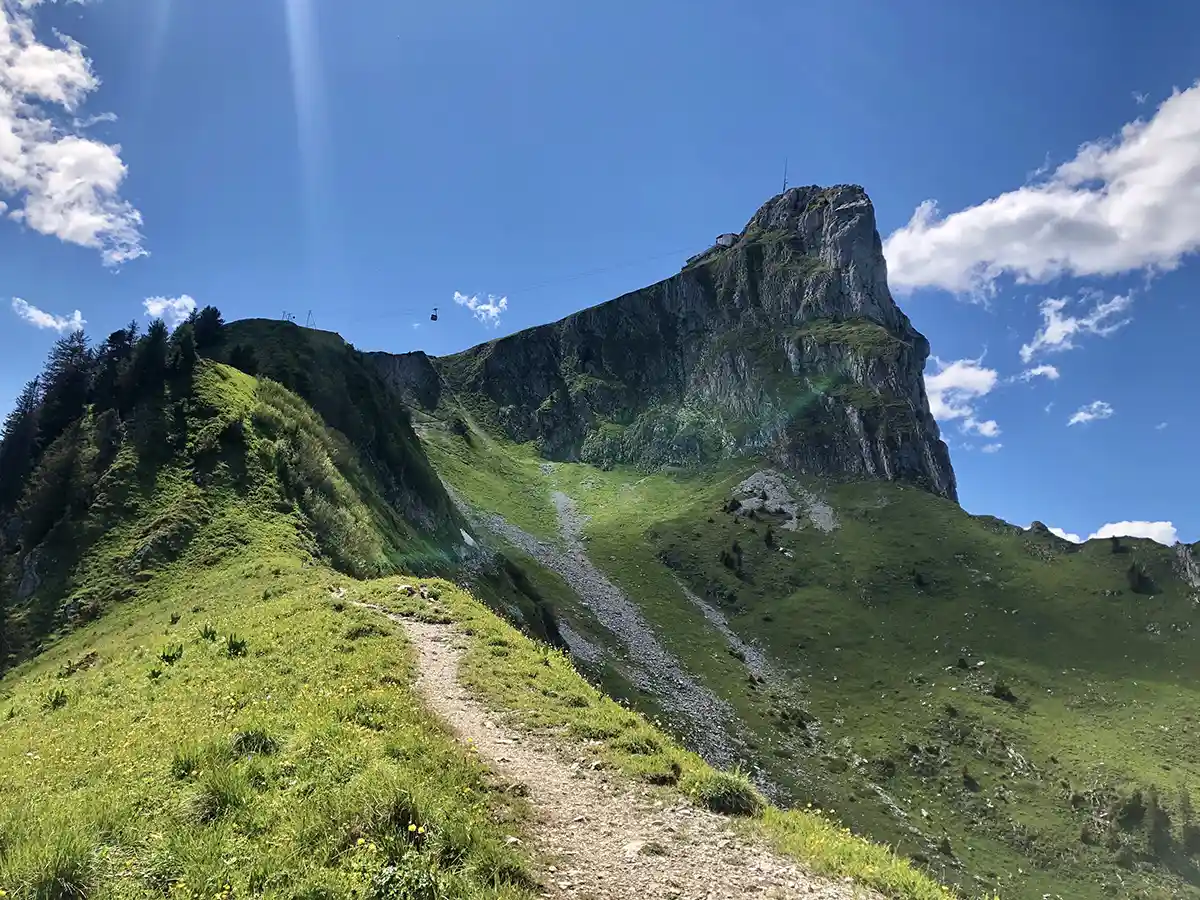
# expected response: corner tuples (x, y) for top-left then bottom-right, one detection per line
(782, 157), (789, 192)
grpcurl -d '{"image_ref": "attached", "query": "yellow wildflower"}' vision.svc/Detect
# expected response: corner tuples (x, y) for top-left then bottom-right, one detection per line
(418, 826), (426, 834)
(408, 823), (417, 832)
(356, 837), (365, 846)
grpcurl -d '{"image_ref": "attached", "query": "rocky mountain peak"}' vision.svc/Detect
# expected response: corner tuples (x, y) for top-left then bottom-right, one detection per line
(373, 186), (957, 501)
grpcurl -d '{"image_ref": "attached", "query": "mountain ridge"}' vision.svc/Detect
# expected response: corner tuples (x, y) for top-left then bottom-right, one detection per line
(372, 184), (957, 501)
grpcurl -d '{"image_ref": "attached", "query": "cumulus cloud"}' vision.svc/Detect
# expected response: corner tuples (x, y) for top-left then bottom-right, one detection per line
(1091, 521), (1178, 545)
(1017, 364), (1060, 381)
(1048, 525), (1082, 542)
(453, 290), (508, 327)
(1067, 400), (1114, 426)
(924, 358), (999, 436)
(883, 81), (1200, 294)
(11, 296), (84, 331)
(1046, 521), (1179, 546)
(963, 417), (1000, 438)
(143, 295), (196, 328)
(1019, 291), (1132, 363)
(0, 1), (146, 265)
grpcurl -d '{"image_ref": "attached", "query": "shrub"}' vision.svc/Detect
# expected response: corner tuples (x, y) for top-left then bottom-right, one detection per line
(187, 768), (250, 823)
(612, 730), (662, 756)
(43, 688), (68, 711)
(159, 643), (184, 665)
(232, 728), (280, 757)
(225, 633), (248, 658)
(682, 768), (765, 816)
(171, 745), (207, 780)
(199, 623), (218, 641)
(21, 829), (96, 900)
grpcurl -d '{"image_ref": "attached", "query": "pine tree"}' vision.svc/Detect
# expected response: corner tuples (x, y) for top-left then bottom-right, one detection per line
(169, 321), (198, 384)
(93, 322), (139, 412)
(131, 319), (170, 392)
(229, 343), (258, 376)
(0, 378), (41, 513)
(37, 330), (91, 451)
(192, 306), (225, 353)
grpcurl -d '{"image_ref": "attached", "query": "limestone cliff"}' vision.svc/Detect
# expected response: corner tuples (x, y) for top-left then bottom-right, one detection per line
(374, 185), (957, 501)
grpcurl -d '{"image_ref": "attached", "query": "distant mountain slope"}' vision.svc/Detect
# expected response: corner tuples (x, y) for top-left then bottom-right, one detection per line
(373, 185), (956, 500)
(418, 422), (1200, 900)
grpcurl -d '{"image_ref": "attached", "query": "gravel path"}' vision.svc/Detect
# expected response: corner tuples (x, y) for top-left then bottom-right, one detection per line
(454, 486), (736, 765)
(672, 576), (774, 683)
(393, 614), (877, 900)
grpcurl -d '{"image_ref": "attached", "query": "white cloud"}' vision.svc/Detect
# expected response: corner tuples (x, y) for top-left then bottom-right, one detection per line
(143, 294), (196, 328)
(71, 110), (117, 129)
(963, 416), (1000, 438)
(1091, 520), (1178, 545)
(11, 295), (83, 331)
(1042, 521), (1178, 545)
(1048, 525), (1082, 542)
(1018, 364), (1060, 381)
(1044, 402), (1054, 414)
(924, 357), (998, 427)
(1155, 421), (1168, 430)
(883, 81), (1200, 294)
(981, 442), (1003, 454)
(453, 290), (508, 328)
(1132, 91), (1149, 105)
(0, 2), (145, 265)
(1067, 400), (1114, 426)
(1019, 291), (1132, 362)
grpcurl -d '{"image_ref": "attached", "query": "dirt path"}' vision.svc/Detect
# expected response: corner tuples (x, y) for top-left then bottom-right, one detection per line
(391, 613), (875, 900)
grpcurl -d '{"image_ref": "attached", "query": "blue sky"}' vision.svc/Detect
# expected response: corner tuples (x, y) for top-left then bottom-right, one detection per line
(1, 0), (1196, 544)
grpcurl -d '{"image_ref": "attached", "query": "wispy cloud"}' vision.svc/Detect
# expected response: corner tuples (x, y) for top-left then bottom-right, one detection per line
(453, 290), (509, 328)
(1155, 421), (1168, 431)
(1017, 364), (1060, 381)
(0, 1), (146, 265)
(11, 296), (84, 332)
(924, 357), (998, 429)
(143, 295), (196, 328)
(1067, 400), (1114, 426)
(1019, 291), (1132, 362)
(884, 81), (1200, 294)
(1132, 91), (1149, 105)
(981, 442), (1003, 454)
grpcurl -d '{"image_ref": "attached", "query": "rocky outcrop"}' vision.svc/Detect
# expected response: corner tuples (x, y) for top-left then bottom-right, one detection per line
(376, 185), (956, 500)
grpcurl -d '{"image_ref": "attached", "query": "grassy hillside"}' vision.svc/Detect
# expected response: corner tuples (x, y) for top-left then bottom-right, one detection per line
(0, 345), (957, 900)
(418, 411), (1200, 900)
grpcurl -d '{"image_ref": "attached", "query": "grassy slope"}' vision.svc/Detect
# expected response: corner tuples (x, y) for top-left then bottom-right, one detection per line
(0, 361), (953, 900)
(419, 416), (1200, 900)
(0, 364), (533, 898)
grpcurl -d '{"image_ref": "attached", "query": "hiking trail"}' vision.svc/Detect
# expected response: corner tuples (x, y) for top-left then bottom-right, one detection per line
(388, 612), (879, 900)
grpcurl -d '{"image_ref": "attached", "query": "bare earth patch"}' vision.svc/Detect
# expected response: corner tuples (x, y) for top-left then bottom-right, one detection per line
(392, 614), (879, 900)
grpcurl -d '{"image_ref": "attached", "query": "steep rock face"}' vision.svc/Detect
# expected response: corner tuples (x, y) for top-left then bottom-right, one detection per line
(377, 185), (957, 500)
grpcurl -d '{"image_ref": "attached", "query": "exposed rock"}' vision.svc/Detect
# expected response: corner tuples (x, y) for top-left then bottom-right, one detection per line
(370, 350), (442, 411)
(375, 185), (956, 500)
(732, 469), (837, 533)
(16, 547), (43, 600)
